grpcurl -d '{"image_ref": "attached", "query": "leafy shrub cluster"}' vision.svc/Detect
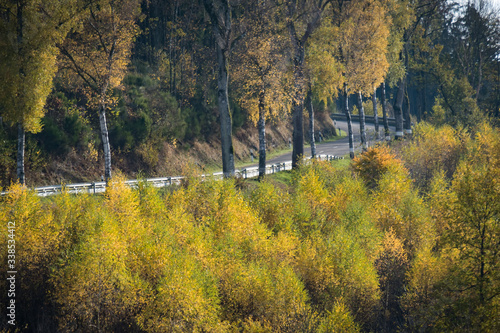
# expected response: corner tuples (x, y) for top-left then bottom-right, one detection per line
(1, 122), (499, 332)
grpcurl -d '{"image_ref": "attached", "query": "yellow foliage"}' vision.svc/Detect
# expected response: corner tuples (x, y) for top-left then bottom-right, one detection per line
(232, 16), (292, 125)
(401, 246), (451, 331)
(334, 0), (390, 94)
(58, 0), (141, 108)
(317, 301), (361, 333)
(399, 121), (468, 191)
(0, 0), (79, 132)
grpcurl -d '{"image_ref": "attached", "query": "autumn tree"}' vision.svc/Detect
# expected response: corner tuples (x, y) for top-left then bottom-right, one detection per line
(0, 0), (80, 185)
(284, 0), (333, 168)
(383, 0), (414, 139)
(233, 3), (291, 178)
(329, 0), (390, 155)
(439, 124), (500, 330)
(202, 0), (236, 177)
(58, 0), (141, 182)
(305, 18), (343, 158)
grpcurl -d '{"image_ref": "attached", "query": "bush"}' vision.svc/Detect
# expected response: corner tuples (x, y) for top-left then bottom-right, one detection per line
(352, 146), (406, 190)
(398, 122), (468, 192)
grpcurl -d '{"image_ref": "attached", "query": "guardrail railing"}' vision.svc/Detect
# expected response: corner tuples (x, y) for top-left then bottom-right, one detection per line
(1, 154), (343, 197)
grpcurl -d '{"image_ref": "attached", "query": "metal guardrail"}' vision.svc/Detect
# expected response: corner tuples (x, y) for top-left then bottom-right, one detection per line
(330, 113), (405, 127)
(0, 154), (343, 197)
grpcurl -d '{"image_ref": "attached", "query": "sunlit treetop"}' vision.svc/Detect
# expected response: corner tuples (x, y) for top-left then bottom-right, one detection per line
(0, 0), (82, 132)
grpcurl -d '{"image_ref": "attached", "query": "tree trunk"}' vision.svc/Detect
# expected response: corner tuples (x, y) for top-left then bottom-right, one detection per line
(216, 44), (235, 177)
(258, 91), (266, 179)
(16, 123), (25, 185)
(403, 44), (411, 135)
(290, 47), (305, 168)
(373, 86), (379, 139)
(394, 78), (405, 139)
(306, 88), (316, 158)
(98, 103), (112, 182)
(203, 0), (234, 177)
(404, 87), (412, 135)
(381, 82), (390, 141)
(358, 91), (367, 151)
(344, 85), (354, 159)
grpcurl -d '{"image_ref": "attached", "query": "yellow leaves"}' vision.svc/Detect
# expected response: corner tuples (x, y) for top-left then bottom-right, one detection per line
(58, 0), (141, 105)
(317, 301), (361, 333)
(232, 21), (291, 125)
(400, 121), (468, 191)
(334, 0), (390, 92)
(0, 0), (80, 132)
(307, 21), (345, 103)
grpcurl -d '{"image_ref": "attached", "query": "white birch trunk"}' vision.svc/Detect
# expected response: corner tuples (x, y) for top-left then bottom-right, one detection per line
(373, 86), (379, 139)
(358, 91), (367, 151)
(381, 82), (390, 141)
(98, 104), (112, 181)
(344, 85), (354, 159)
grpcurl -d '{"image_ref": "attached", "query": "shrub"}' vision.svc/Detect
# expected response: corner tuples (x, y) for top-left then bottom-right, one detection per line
(398, 122), (468, 192)
(352, 145), (406, 191)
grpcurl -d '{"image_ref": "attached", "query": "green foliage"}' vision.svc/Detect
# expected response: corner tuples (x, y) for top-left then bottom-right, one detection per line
(36, 92), (94, 156)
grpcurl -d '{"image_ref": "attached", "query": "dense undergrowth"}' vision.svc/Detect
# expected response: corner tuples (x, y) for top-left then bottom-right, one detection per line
(1, 122), (499, 332)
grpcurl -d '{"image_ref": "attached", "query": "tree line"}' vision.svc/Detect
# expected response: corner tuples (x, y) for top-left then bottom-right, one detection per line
(0, 0), (499, 185)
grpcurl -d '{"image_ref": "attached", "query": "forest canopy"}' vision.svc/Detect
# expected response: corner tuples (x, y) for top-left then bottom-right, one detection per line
(0, 0), (498, 186)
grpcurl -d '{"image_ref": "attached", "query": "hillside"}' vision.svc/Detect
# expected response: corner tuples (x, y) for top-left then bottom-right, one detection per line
(7, 107), (336, 188)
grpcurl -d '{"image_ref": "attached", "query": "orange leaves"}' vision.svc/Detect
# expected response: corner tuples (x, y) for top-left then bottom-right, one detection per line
(352, 145), (406, 190)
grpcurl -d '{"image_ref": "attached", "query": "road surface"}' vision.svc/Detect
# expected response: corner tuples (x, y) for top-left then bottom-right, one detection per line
(252, 120), (395, 166)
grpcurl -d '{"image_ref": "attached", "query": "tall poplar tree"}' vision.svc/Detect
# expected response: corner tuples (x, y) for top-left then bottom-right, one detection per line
(0, 0), (80, 185)
(58, 0), (140, 182)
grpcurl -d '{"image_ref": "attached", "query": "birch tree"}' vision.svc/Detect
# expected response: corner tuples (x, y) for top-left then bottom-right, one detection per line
(0, 0), (80, 185)
(233, 4), (291, 179)
(305, 20), (343, 158)
(58, 0), (140, 182)
(330, 0), (390, 156)
(284, 0), (333, 168)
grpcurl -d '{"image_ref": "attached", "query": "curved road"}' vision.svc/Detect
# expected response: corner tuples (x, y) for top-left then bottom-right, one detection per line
(255, 120), (395, 165)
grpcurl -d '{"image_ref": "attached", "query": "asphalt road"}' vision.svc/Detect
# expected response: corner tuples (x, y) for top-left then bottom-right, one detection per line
(254, 120), (395, 165)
